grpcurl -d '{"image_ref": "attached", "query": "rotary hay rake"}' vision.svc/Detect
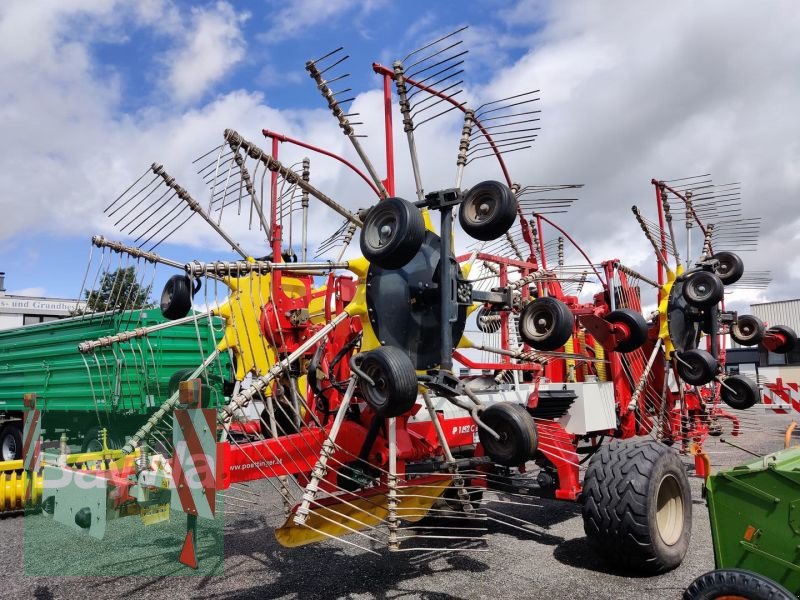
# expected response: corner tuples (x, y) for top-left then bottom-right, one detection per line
(19, 28), (798, 575)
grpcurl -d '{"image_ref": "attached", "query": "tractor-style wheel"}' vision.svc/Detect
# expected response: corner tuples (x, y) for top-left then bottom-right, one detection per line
(730, 314), (765, 346)
(766, 324), (797, 354)
(360, 197), (425, 269)
(519, 297), (574, 351)
(458, 180), (518, 241)
(478, 402), (538, 466)
(711, 251), (744, 286)
(81, 425), (123, 453)
(160, 274), (194, 320)
(357, 346), (418, 418)
(720, 374), (759, 410)
(682, 271), (724, 308)
(683, 569), (794, 600)
(677, 349), (718, 385)
(582, 439), (692, 574)
(606, 308), (648, 353)
(0, 423), (23, 461)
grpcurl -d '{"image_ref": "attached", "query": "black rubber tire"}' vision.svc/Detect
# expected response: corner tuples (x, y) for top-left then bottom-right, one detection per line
(683, 568), (794, 600)
(582, 439), (692, 574)
(711, 251), (745, 286)
(358, 346), (418, 418)
(766, 324), (797, 354)
(458, 180), (518, 241)
(519, 297), (574, 351)
(476, 307), (502, 333)
(682, 271), (724, 308)
(478, 402), (538, 466)
(0, 423), (23, 461)
(606, 308), (649, 353)
(677, 348), (718, 385)
(160, 275), (193, 320)
(359, 197), (425, 269)
(731, 314), (765, 346)
(81, 425), (123, 453)
(720, 374), (760, 410)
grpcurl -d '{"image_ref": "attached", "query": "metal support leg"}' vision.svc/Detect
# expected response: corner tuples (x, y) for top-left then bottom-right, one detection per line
(294, 377), (357, 525)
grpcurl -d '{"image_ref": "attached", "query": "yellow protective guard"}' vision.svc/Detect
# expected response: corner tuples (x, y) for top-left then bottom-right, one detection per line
(274, 478), (452, 548)
(140, 503), (170, 526)
(657, 265), (683, 357)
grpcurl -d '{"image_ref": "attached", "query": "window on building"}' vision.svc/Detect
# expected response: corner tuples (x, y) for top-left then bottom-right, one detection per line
(787, 341), (800, 366)
(23, 314), (62, 325)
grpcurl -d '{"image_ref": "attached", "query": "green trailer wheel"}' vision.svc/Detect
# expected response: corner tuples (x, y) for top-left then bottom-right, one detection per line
(704, 446), (800, 596)
(684, 568), (794, 600)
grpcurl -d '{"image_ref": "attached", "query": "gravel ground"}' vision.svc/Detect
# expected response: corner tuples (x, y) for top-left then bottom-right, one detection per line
(2, 410), (795, 600)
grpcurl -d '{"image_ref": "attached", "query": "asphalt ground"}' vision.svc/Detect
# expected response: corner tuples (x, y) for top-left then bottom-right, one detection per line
(2, 410), (796, 600)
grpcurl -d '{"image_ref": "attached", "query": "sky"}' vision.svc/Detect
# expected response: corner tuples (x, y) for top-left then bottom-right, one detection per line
(0, 0), (798, 313)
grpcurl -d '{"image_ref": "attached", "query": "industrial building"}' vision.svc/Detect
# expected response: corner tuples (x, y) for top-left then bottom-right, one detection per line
(727, 298), (800, 384)
(0, 272), (85, 330)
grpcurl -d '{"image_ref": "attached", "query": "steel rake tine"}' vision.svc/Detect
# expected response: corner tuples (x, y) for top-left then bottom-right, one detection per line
(402, 25), (468, 63)
(120, 189), (177, 235)
(475, 89), (540, 113)
(406, 65), (465, 102)
(105, 168), (158, 215)
(196, 151), (234, 178)
(407, 47), (469, 81)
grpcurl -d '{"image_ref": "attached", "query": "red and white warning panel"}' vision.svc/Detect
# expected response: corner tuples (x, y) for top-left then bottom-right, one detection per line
(763, 378), (800, 415)
(171, 380), (218, 520)
(22, 394), (42, 473)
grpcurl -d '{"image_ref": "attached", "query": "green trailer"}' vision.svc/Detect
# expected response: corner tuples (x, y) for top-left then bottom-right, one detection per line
(0, 309), (230, 459)
(684, 445), (800, 599)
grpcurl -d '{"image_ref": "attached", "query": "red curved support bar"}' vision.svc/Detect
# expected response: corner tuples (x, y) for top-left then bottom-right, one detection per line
(372, 63), (512, 188)
(533, 212), (606, 286)
(263, 129), (382, 199)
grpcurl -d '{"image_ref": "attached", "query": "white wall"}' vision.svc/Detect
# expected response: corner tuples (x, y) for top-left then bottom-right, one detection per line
(0, 313), (23, 331)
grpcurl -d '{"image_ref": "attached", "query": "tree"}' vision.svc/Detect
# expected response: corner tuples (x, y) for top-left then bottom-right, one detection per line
(83, 266), (153, 313)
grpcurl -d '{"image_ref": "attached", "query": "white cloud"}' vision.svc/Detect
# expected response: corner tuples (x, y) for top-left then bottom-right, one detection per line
(480, 1), (800, 306)
(264, 0), (355, 43)
(7, 287), (46, 297)
(1, 0), (799, 311)
(263, 0), (385, 44)
(164, 1), (249, 104)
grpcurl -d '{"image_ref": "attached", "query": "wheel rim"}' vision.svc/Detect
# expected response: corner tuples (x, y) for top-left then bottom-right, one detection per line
(524, 306), (554, 341)
(366, 211), (397, 250)
(728, 380), (744, 403)
(85, 438), (103, 453)
(734, 320), (756, 341)
(363, 364), (389, 409)
(656, 474), (684, 546)
(463, 193), (496, 225)
(717, 256), (734, 277)
(1, 434), (17, 461)
(161, 278), (175, 306)
(680, 351), (713, 384)
(684, 357), (702, 380)
(690, 279), (711, 301)
(484, 418), (514, 461)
